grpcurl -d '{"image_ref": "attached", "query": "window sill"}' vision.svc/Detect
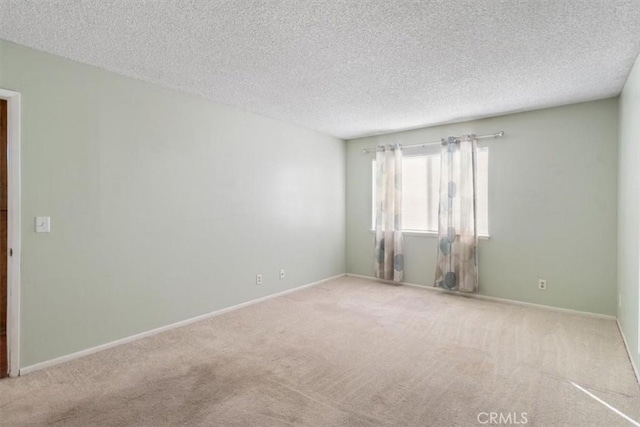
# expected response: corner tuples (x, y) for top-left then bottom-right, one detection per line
(369, 229), (490, 240)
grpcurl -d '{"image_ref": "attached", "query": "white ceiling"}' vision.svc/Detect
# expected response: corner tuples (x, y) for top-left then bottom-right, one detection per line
(1, 1), (639, 139)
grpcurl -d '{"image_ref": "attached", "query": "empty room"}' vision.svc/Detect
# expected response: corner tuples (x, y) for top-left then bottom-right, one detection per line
(1, 1), (640, 426)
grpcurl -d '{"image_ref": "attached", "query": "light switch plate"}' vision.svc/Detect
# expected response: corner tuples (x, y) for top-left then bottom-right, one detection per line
(35, 216), (51, 233)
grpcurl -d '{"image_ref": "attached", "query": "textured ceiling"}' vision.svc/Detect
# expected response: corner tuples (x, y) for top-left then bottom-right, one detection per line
(1, 1), (639, 139)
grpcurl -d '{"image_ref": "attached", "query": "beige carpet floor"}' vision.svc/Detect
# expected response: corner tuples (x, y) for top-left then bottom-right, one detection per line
(1, 276), (639, 426)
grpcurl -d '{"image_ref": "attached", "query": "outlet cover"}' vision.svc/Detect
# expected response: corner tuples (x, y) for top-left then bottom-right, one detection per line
(538, 279), (547, 290)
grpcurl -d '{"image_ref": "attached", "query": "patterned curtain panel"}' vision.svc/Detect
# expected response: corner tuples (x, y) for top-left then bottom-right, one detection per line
(374, 144), (404, 282)
(434, 135), (479, 292)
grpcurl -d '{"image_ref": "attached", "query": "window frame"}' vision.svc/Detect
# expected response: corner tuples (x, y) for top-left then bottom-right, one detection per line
(371, 148), (490, 238)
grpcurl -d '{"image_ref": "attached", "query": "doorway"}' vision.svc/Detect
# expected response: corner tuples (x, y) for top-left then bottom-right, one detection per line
(0, 88), (20, 378)
(0, 99), (5, 378)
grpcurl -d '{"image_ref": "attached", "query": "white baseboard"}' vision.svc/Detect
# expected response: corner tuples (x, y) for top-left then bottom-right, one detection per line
(616, 319), (640, 385)
(20, 273), (345, 376)
(345, 273), (616, 320)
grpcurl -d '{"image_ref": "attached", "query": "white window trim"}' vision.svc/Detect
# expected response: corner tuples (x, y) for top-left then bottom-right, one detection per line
(369, 229), (489, 239)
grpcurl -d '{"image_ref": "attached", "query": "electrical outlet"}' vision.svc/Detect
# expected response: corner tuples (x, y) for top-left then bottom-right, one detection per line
(256, 274), (263, 285)
(279, 269), (285, 279)
(538, 279), (547, 290)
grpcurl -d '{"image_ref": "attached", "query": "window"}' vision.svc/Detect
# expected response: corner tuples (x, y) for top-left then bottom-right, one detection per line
(372, 148), (489, 235)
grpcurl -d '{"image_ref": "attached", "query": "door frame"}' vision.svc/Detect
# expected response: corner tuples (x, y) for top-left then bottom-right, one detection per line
(0, 88), (21, 377)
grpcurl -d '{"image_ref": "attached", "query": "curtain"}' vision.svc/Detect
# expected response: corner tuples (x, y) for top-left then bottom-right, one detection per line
(434, 135), (478, 292)
(374, 144), (404, 282)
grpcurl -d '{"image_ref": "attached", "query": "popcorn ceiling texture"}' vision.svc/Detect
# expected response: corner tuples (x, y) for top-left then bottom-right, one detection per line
(1, 0), (639, 139)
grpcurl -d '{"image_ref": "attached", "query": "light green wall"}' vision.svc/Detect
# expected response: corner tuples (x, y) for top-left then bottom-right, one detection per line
(0, 41), (346, 367)
(618, 53), (640, 372)
(347, 99), (619, 315)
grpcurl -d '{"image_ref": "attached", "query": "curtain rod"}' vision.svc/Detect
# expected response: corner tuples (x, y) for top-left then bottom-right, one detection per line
(361, 131), (505, 153)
